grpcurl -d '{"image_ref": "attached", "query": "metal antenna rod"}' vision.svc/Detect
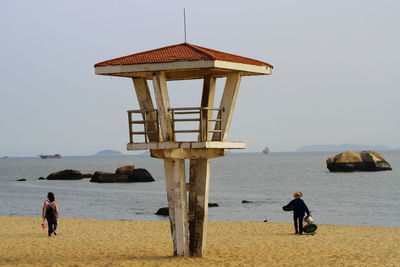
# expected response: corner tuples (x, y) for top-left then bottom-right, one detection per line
(183, 8), (187, 43)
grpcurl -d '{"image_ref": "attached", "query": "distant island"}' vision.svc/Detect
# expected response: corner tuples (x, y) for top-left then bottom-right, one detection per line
(94, 150), (124, 156)
(296, 144), (393, 152)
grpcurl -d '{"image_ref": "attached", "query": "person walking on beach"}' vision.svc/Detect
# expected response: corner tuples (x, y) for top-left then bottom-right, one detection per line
(42, 192), (59, 237)
(284, 192), (310, 235)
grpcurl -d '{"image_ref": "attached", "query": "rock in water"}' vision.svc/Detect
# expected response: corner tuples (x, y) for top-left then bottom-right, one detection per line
(115, 165), (135, 174)
(46, 169), (83, 180)
(326, 150), (392, 172)
(326, 151), (365, 172)
(90, 171), (128, 183)
(155, 207), (169, 216)
(156, 203), (218, 216)
(89, 171), (103, 182)
(90, 169), (154, 183)
(360, 151), (392, 171)
(128, 168), (155, 182)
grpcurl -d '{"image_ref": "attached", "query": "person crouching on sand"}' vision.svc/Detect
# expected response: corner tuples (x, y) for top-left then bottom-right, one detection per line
(42, 192), (59, 237)
(285, 192), (310, 235)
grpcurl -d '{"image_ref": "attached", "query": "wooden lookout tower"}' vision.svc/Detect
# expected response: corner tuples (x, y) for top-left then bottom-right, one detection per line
(94, 43), (273, 256)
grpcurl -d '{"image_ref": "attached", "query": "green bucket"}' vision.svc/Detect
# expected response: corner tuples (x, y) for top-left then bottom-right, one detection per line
(303, 223), (317, 234)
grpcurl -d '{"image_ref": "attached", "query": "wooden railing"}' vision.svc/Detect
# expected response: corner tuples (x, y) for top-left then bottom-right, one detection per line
(127, 107), (223, 143)
(169, 107), (223, 142)
(127, 109), (159, 143)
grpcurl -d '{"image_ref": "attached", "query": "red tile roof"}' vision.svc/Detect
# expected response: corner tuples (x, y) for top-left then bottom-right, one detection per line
(94, 43), (273, 68)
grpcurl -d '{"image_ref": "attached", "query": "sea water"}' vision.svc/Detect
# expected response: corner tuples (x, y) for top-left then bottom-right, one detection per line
(0, 151), (399, 227)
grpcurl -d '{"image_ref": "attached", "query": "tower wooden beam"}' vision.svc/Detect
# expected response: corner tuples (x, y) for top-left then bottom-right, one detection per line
(200, 75), (216, 140)
(164, 158), (189, 256)
(188, 158), (211, 256)
(152, 72), (173, 141)
(212, 72), (241, 141)
(132, 78), (159, 142)
(151, 148), (225, 160)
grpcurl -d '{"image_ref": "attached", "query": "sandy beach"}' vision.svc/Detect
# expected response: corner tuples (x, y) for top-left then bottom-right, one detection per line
(1, 217), (399, 266)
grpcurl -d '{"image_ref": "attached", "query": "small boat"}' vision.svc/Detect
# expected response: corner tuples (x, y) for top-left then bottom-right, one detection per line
(39, 154), (62, 159)
(262, 147), (270, 154)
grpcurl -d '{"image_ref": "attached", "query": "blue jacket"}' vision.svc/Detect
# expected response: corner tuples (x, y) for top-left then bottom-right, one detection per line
(287, 198), (310, 217)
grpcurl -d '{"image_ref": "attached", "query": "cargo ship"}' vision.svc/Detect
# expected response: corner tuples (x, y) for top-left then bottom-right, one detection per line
(262, 147), (270, 154)
(39, 154), (62, 159)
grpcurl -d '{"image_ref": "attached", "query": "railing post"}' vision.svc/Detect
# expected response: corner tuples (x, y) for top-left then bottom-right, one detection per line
(200, 108), (208, 141)
(128, 111), (133, 143)
(199, 109), (203, 141)
(205, 109), (209, 141)
(156, 110), (160, 142)
(171, 109), (176, 142)
(216, 111), (222, 141)
(144, 111), (148, 143)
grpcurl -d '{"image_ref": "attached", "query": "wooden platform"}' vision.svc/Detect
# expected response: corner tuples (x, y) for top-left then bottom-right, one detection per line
(127, 141), (246, 151)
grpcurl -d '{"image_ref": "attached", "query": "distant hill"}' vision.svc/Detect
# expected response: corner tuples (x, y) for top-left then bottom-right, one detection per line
(296, 144), (392, 152)
(94, 150), (124, 156)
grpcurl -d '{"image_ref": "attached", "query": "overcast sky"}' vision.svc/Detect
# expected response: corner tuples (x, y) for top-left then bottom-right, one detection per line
(1, 0), (399, 157)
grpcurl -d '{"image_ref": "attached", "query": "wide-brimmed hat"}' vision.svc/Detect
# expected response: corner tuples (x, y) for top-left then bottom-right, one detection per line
(293, 192), (303, 198)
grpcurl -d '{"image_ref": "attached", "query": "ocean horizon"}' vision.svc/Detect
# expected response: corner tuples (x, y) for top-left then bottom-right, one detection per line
(1, 151), (399, 227)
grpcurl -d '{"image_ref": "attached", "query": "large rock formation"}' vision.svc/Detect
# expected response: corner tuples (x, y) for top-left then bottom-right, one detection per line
(46, 169), (83, 180)
(326, 151), (365, 172)
(45, 166), (154, 183)
(130, 168), (154, 182)
(90, 168), (154, 183)
(326, 151), (392, 172)
(115, 165), (134, 174)
(90, 171), (129, 183)
(360, 151), (392, 171)
(155, 203), (219, 216)
(155, 207), (169, 216)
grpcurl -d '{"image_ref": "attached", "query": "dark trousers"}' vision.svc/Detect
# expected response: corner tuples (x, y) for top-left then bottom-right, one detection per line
(46, 217), (58, 236)
(293, 214), (304, 234)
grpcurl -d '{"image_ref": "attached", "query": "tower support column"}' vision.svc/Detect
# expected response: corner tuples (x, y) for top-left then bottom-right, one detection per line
(156, 149), (221, 257)
(189, 158), (211, 256)
(164, 158), (189, 256)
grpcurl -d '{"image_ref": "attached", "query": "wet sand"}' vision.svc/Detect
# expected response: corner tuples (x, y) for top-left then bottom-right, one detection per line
(1, 217), (399, 266)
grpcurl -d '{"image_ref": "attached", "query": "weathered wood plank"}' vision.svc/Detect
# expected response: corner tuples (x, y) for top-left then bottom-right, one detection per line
(188, 159), (197, 254)
(132, 78), (159, 142)
(151, 148), (225, 159)
(95, 60), (271, 78)
(152, 72), (173, 141)
(200, 75), (216, 141)
(188, 158), (211, 256)
(164, 158), (189, 256)
(132, 78), (154, 110)
(212, 72), (242, 141)
(128, 141), (246, 151)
